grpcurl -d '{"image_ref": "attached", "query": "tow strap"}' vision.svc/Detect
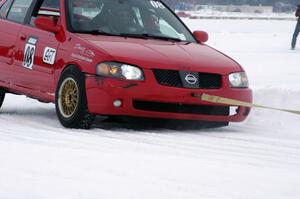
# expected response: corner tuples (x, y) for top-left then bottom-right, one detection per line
(192, 93), (300, 116)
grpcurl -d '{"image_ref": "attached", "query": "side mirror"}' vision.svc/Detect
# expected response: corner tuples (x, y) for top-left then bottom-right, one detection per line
(193, 30), (209, 43)
(34, 16), (60, 33)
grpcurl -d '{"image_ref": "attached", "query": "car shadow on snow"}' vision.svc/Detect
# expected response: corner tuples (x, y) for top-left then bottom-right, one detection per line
(92, 116), (231, 132)
(0, 108), (55, 118)
(0, 108), (232, 132)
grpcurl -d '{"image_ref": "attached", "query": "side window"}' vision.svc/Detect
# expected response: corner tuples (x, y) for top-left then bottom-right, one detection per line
(70, 1), (104, 31)
(0, 0), (13, 18)
(30, 0), (60, 27)
(7, 0), (33, 23)
(41, 0), (60, 9)
(72, 1), (103, 19)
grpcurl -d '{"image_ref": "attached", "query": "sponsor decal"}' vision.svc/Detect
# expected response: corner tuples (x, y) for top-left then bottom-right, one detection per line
(150, 0), (165, 9)
(74, 44), (95, 58)
(43, 47), (57, 65)
(71, 53), (93, 63)
(23, 37), (38, 70)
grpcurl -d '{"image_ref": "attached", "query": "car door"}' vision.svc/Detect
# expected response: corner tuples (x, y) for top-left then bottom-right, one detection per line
(0, 0), (22, 85)
(13, 0), (60, 94)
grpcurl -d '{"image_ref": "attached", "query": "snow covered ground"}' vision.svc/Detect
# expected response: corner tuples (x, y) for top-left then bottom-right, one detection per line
(1, 19), (300, 199)
(184, 10), (295, 20)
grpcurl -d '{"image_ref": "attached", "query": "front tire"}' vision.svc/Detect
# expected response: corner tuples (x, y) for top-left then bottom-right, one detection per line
(55, 66), (95, 129)
(0, 89), (5, 109)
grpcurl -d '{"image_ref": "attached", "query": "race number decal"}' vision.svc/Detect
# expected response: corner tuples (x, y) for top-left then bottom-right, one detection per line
(23, 37), (37, 70)
(43, 47), (56, 65)
(150, 0), (165, 9)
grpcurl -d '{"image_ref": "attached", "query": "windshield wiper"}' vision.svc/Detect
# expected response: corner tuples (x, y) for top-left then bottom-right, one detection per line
(77, 29), (120, 37)
(145, 34), (183, 42)
(120, 33), (182, 42)
(119, 33), (149, 39)
(77, 30), (183, 42)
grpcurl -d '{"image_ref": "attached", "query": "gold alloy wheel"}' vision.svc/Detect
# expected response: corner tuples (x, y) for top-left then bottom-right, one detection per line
(58, 77), (79, 118)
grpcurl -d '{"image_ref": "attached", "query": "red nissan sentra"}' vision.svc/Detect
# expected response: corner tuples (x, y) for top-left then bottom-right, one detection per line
(0, 0), (252, 129)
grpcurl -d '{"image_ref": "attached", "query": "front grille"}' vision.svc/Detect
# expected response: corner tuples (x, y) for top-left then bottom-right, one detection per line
(133, 100), (229, 116)
(198, 73), (222, 89)
(152, 69), (182, 88)
(152, 69), (222, 89)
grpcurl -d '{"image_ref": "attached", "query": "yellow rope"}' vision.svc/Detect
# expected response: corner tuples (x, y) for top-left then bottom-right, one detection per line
(198, 93), (300, 116)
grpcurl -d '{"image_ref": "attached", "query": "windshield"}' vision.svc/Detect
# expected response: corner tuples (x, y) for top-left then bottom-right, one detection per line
(67, 0), (195, 42)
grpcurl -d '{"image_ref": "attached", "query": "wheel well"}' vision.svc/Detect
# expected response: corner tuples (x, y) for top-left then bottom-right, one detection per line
(56, 64), (82, 85)
(61, 64), (82, 75)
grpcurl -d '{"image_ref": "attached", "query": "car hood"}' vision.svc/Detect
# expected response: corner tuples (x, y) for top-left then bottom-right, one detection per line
(79, 35), (242, 75)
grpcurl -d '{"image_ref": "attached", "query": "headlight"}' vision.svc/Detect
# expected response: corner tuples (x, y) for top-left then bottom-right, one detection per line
(229, 72), (249, 88)
(96, 62), (144, 80)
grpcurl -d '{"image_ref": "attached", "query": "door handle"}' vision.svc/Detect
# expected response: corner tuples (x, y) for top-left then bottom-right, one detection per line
(20, 34), (27, 41)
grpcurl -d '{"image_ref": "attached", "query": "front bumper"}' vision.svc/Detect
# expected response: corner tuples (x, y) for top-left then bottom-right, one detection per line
(85, 69), (252, 122)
